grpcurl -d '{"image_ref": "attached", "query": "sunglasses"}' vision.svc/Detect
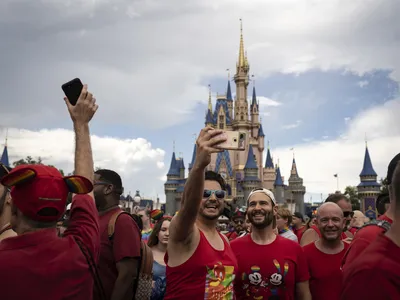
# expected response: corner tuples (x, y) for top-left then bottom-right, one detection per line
(203, 189), (226, 199)
(343, 211), (354, 218)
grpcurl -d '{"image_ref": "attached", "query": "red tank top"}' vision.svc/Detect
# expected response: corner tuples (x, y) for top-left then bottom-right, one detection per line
(164, 230), (238, 299)
(311, 225), (347, 239)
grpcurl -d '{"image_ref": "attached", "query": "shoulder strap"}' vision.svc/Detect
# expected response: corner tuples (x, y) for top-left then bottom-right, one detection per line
(140, 241), (154, 274)
(108, 210), (131, 240)
(360, 219), (391, 232)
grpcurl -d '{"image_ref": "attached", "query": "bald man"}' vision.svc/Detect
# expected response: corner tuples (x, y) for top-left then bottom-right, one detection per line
(303, 202), (349, 300)
(348, 210), (367, 235)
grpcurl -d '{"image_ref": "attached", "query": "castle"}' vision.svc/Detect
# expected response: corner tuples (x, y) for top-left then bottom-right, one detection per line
(164, 23), (307, 215)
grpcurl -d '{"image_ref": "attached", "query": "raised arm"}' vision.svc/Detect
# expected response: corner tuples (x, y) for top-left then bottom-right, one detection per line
(169, 127), (225, 243)
(66, 84), (98, 199)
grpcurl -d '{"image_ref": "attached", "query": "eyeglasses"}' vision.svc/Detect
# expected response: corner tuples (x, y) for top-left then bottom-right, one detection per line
(203, 189), (226, 199)
(343, 211), (354, 218)
(94, 181), (124, 195)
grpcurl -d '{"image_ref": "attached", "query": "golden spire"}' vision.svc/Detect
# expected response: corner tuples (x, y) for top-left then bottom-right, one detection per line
(226, 68), (230, 80)
(238, 19), (245, 68)
(365, 132), (368, 147)
(267, 140), (270, 149)
(208, 84), (212, 112)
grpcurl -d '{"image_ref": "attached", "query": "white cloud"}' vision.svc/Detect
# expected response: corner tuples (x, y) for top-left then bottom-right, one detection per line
(358, 80), (369, 88)
(282, 120), (302, 130)
(0, 128), (167, 201)
(0, 0), (399, 129)
(272, 98), (400, 199)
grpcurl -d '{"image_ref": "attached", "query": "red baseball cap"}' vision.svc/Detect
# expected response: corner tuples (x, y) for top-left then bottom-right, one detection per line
(1, 164), (93, 222)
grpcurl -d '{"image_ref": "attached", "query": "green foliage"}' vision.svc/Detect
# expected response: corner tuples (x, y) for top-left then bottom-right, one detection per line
(12, 156), (64, 176)
(379, 177), (389, 194)
(344, 186), (361, 210)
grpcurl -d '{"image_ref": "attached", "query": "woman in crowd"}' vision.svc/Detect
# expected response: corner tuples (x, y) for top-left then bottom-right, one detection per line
(147, 211), (171, 300)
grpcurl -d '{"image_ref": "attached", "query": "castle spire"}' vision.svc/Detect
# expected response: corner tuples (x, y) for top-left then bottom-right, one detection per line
(1, 130), (9, 167)
(274, 166), (284, 186)
(208, 84), (212, 112)
(290, 157), (298, 176)
(244, 146), (257, 169)
(359, 143), (377, 177)
(188, 143), (197, 171)
(238, 19), (245, 68)
(226, 80), (233, 101)
(167, 152), (179, 176)
(265, 146), (274, 168)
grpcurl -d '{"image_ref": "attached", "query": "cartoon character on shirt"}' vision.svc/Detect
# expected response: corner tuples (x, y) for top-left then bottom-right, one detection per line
(241, 260), (289, 298)
(205, 262), (235, 300)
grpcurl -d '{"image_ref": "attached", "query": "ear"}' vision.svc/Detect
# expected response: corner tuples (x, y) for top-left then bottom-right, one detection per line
(272, 205), (278, 216)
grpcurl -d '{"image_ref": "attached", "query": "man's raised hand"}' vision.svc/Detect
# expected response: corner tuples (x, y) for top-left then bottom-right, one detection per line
(194, 127), (226, 169)
(64, 84), (98, 125)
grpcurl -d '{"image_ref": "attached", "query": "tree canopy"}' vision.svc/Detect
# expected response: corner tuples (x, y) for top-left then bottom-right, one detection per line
(12, 156), (64, 176)
(344, 186), (361, 210)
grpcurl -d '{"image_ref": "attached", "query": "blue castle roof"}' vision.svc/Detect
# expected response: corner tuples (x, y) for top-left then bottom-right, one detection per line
(215, 150), (233, 177)
(0, 145), (9, 167)
(189, 143), (197, 169)
(244, 146), (258, 169)
(258, 124), (265, 137)
(265, 148), (273, 168)
(167, 152), (180, 176)
(274, 166), (284, 186)
(251, 86), (258, 109)
(212, 99), (232, 125)
(226, 81), (233, 101)
(360, 146), (377, 177)
(205, 109), (213, 124)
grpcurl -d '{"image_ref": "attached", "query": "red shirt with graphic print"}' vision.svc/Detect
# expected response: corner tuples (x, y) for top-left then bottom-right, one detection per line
(231, 234), (309, 300)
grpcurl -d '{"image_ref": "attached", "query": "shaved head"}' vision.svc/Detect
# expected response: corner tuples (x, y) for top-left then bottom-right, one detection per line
(316, 202), (343, 219)
(316, 202), (345, 241)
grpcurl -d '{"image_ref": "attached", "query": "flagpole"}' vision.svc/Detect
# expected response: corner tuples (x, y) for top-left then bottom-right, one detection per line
(336, 174), (339, 191)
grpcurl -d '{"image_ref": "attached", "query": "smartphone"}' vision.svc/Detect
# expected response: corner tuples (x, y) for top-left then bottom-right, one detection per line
(61, 78), (83, 106)
(215, 131), (246, 151)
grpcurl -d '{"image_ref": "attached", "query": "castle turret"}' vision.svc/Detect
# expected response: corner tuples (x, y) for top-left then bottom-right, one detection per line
(176, 156), (185, 179)
(164, 152), (180, 215)
(274, 164), (285, 204)
(241, 146), (261, 205)
(205, 87), (214, 127)
(233, 20), (250, 131)
(357, 143), (381, 219)
(250, 86), (260, 137)
(1, 143), (9, 167)
(288, 157), (306, 214)
(226, 80), (233, 119)
(188, 143), (197, 173)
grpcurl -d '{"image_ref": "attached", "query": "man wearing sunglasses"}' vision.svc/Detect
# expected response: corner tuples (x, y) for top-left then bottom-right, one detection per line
(165, 127), (238, 299)
(0, 163), (16, 241)
(300, 193), (353, 246)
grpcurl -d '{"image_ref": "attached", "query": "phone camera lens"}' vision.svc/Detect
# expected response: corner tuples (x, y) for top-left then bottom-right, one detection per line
(234, 138), (237, 142)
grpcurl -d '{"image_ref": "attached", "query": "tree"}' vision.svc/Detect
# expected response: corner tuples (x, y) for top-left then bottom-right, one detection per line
(12, 156), (64, 176)
(344, 186), (361, 210)
(379, 177), (389, 194)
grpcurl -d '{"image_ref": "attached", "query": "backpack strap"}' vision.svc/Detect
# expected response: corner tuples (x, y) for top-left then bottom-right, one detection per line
(108, 210), (130, 240)
(360, 219), (391, 233)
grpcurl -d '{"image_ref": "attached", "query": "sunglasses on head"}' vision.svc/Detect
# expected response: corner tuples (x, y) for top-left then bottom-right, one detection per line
(343, 211), (354, 218)
(203, 189), (226, 199)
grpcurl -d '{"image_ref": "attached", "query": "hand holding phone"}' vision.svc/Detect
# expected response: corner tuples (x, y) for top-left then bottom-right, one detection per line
(61, 78), (84, 106)
(214, 130), (246, 151)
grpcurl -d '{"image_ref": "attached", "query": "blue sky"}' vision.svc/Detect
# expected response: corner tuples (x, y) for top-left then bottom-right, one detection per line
(1, 0), (399, 202)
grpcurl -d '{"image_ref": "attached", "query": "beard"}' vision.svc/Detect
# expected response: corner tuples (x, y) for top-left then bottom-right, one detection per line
(248, 210), (274, 229)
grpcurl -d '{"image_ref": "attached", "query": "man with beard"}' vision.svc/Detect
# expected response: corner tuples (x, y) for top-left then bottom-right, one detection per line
(0, 163), (16, 241)
(93, 169), (142, 300)
(165, 127), (238, 299)
(231, 188), (311, 300)
(341, 160), (400, 299)
(303, 202), (349, 300)
(225, 206), (247, 241)
(300, 193), (353, 246)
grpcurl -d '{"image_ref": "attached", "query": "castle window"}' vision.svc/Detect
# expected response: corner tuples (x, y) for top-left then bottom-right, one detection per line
(219, 115), (225, 129)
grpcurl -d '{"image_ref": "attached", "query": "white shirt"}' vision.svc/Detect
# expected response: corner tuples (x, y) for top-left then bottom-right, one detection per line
(280, 229), (298, 242)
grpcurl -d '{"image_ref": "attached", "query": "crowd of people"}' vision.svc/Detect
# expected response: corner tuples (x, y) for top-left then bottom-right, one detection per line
(0, 85), (399, 299)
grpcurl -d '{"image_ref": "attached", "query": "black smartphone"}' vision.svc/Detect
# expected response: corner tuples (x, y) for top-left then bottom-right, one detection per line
(61, 78), (83, 106)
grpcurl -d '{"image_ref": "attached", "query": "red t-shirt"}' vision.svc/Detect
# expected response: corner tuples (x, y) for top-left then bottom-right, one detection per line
(303, 242), (348, 300)
(0, 195), (99, 300)
(341, 214), (393, 270)
(165, 229), (238, 299)
(225, 231), (238, 241)
(94, 208), (141, 300)
(341, 234), (400, 299)
(231, 234), (309, 299)
(293, 226), (306, 242)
